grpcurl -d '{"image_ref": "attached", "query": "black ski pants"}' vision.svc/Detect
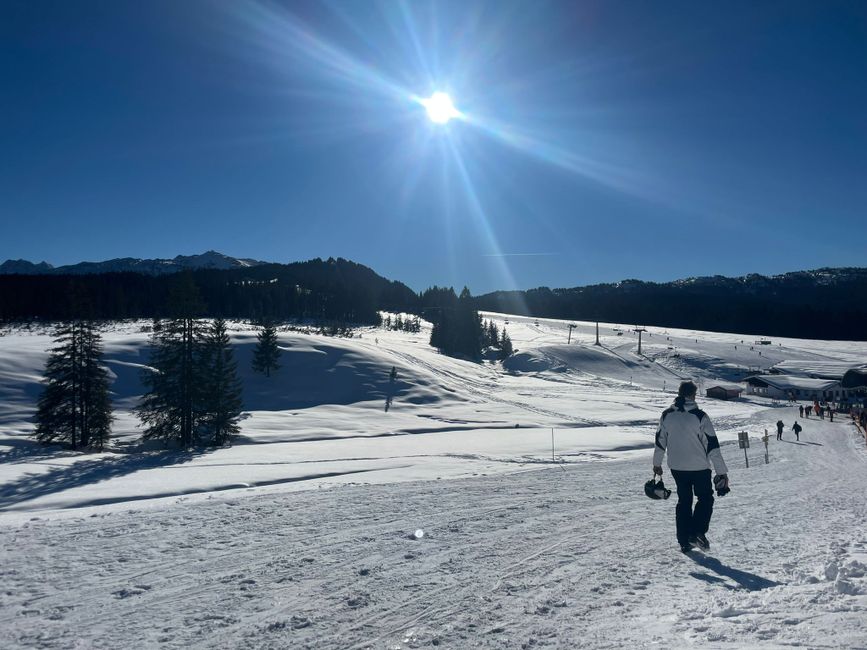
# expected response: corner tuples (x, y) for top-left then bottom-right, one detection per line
(670, 469), (714, 546)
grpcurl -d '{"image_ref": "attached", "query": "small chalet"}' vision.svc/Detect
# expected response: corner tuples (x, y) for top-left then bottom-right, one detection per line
(705, 384), (743, 400)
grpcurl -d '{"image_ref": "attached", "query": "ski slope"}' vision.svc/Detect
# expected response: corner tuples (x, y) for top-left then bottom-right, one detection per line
(1, 316), (866, 648)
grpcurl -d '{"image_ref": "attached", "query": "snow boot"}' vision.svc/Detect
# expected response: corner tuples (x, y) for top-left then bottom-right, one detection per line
(680, 542), (694, 554)
(690, 534), (710, 551)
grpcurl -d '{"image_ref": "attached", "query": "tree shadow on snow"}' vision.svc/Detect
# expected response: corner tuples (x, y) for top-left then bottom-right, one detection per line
(0, 448), (213, 511)
(0, 436), (82, 465)
(688, 555), (782, 591)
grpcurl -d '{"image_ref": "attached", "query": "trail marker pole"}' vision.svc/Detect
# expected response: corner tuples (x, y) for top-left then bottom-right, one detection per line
(551, 428), (565, 471)
(551, 428), (555, 464)
(738, 431), (750, 468)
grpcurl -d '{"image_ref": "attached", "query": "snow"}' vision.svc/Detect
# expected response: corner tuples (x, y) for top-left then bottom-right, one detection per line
(1, 315), (866, 648)
(769, 359), (867, 379)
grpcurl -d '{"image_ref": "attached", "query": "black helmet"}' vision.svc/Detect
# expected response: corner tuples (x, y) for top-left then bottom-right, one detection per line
(644, 476), (672, 500)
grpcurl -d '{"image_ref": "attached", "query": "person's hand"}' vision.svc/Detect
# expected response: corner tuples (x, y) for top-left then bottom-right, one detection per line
(653, 465), (663, 476)
(713, 474), (730, 496)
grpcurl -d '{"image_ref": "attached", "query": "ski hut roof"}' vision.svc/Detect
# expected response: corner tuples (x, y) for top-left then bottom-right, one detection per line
(768, 360), (866, 380)
(842, 368), (867, 389)
(745, 375), (839, 391)
(705, 382), (743, 391)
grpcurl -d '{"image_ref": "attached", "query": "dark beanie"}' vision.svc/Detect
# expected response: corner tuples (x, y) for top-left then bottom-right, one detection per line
(678, 381), (697, 398)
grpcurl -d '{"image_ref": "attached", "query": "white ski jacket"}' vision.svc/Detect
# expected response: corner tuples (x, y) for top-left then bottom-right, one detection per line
(652, 398), (728, 474)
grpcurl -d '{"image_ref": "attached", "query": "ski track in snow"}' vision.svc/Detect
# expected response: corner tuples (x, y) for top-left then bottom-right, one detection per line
(0, 418), (865, 648)
(1, 317), (866, 648)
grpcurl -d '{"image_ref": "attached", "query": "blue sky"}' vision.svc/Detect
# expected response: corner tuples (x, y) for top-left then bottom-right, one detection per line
(2, 1), (865, 294)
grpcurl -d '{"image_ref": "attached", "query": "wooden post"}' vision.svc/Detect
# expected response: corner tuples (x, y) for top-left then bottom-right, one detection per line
(551, 428), (555, 464)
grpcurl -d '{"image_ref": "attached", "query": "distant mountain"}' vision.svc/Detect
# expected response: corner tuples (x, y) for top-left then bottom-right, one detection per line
(0, 257), (420, 325)
(475, 268), (867, 341)
(0, 259), (54, 274)
(0, 251), (266, 276)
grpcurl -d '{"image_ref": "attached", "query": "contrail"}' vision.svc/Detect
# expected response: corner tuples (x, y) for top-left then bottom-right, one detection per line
(481, 252), (560, 258)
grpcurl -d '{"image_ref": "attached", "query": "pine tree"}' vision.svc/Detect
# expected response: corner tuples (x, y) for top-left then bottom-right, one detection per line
(199, 318), (243, 446)
(136, 275), (206, 447)
(34, 321), (112, 450)
(488, 320), (499, 347)
(252, 321), (281, 377)
(80, 323), (113, 450)
(499, 329), (514, 360)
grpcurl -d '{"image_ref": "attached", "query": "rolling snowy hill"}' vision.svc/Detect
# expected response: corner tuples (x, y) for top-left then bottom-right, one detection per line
(0, 314), (865, 648)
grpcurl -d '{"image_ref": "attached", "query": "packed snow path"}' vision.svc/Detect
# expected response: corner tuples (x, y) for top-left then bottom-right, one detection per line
(1, 410), (865, 649)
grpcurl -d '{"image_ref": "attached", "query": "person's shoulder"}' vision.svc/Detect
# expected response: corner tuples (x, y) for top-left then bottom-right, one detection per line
(689, 406), (708, 421)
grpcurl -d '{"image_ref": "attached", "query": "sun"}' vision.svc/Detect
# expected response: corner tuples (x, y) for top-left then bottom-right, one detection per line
(421, 92), (460, 124)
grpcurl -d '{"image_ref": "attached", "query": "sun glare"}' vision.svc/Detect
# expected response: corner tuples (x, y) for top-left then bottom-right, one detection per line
(421, 92), (459, 124)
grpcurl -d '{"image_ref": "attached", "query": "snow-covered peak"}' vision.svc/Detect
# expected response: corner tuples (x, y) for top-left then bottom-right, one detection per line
(170, 251), (264, 271)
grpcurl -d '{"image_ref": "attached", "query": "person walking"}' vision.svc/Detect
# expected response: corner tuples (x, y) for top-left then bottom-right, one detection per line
(776, 419), (784, 440)
(793, 421), (802, 441)
(653, 381), (729, 554)
(799, 404), (804, 418)
(805, 405), (812, 417)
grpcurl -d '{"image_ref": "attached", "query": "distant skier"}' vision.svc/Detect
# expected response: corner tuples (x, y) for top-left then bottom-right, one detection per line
(805, 405), (812, 417)
(829, 409), (834, 423)
(799, 405), (804, 418)
(792, 421), (802, 441)
(776, 419), (784, 441)
(653, 381), (729, 554)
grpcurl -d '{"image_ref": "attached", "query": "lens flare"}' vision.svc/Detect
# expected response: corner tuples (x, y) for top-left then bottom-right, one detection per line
(421, 92), (460, 124)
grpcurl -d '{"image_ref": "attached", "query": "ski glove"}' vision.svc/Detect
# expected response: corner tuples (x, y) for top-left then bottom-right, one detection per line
(653, 465), (663, 476)
(713, 474), (730, 497)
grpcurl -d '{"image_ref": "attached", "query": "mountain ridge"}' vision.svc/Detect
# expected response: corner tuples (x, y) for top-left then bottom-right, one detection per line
(0, 251), (266, 276)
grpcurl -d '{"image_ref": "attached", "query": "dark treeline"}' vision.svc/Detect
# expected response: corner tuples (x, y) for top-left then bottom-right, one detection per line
(10, 256), (860, 341)
(475, 269), (867, 341)
(0, 258), (421, 324)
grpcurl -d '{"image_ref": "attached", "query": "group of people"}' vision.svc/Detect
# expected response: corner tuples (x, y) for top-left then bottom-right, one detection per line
(798, 401), (834, 421)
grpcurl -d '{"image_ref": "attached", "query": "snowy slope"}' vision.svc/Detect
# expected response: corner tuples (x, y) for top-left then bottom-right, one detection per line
(1, 315), (866, 647)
